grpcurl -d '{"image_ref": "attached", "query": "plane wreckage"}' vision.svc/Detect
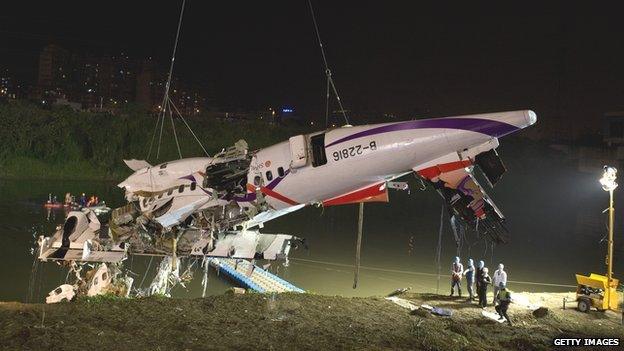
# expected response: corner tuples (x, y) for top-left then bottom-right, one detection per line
(36, 109), (536, 302)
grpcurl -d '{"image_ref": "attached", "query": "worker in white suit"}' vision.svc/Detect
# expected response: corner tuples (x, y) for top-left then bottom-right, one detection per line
(492, 263), (508, 304)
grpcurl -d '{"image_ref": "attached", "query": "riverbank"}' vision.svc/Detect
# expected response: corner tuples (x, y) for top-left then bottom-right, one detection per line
(1, 292), (622, 350)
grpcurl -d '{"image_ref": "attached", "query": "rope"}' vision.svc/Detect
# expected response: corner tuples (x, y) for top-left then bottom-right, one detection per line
(169, 99), (210, 157)
(154, 0), (186, 160)
(307, 0), (350, 126)
(156, 100), (167, 159)
(325, 75), (330, 127)
(168, 99), (183, 159)
(435, 204), (444, 294)
(139, 256), (154, 288)
(353, 202), (364, 289)
(146, 110), (163, 159)
(289, 257), (577, 289)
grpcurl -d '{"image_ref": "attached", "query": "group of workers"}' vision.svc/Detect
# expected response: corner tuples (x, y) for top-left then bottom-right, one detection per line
(450, 256), (512, 326)
(50, 192), (100, 207)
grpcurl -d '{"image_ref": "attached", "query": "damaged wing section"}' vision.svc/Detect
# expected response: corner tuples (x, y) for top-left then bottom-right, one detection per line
(36, 139), (303, 302)
(39, 210), (127, 263)
(415, 141), (509, 243)
(40, 208), (300, 263)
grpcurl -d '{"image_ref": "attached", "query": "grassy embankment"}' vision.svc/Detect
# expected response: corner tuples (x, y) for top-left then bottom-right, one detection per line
(1, 292), (623, 350)
(0, 101), (308, 180)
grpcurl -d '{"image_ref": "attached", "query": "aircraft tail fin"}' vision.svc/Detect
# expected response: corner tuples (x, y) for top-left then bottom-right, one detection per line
(123, 159), (152, 171)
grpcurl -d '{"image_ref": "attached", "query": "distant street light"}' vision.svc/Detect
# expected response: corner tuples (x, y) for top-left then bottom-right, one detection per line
(600, 165), (618, 310)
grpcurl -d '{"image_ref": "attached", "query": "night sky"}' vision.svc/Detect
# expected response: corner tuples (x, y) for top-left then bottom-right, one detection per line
(2, 1), (624, 127)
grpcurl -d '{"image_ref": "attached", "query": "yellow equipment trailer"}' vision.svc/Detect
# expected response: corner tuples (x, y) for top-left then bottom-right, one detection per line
(575, 273), (619, 312)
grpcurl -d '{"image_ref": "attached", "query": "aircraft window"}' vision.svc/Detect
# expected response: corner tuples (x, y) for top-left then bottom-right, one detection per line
(142, 198), (147, 206)
(190, 182), (197, 191)
(278, 167), (285, 177)
(102, 272), (108, 281)
(157, 193), (163, 199)
(55, 287), (62, 294)
(311, 133), (327, 167)
(254, 176), (261, 186)
(178, 185), (184, 193)
(266, 171), (273, 181)
(167, 189), (173, 196)
(160, 163), (168, 169)
(94, 277), (99, 285)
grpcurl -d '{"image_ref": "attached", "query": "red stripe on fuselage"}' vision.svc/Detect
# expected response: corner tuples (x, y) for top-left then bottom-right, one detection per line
(245, 183), (299, 206)
(323, 182), (388, 206)
(417, 160), (472, 180)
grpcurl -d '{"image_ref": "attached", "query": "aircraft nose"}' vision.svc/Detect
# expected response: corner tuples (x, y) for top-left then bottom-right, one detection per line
(488, 110), (537, 130)
(524, 110), (537, 127)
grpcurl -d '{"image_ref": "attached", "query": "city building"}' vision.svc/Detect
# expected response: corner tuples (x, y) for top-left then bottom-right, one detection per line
(34, 44), (210, 114)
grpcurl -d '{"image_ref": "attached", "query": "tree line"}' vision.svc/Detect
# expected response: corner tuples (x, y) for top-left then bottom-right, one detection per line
(0, 101), (307, 180)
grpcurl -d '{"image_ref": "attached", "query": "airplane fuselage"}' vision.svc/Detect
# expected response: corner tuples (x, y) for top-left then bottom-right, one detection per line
(119, 110), (536, 229)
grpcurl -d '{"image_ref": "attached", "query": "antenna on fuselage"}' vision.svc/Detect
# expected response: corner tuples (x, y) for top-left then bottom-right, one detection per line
(307, 0), (350, 128)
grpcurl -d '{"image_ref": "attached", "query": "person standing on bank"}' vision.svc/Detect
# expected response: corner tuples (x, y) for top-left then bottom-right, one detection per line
(450, 256), (464, 297)
(478, 267), (492, 308)
(475, 260), (485, 304)
(492, 263), (508, 304)
(464, 258), (476, 301)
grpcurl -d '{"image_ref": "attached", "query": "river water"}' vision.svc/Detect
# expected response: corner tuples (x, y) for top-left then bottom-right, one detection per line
(1, 147), (622, 302)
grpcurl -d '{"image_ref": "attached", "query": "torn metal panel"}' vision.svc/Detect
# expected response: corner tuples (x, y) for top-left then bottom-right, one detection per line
(46, 284), (76, 304)
(87, 263), (112, 296)
(147, 256), (180, 297)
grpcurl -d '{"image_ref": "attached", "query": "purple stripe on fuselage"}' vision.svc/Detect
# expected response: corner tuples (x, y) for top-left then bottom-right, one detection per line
(266, 169), (290, 189)
(178, 174), (197, 183)
(325, 118), (518, 148)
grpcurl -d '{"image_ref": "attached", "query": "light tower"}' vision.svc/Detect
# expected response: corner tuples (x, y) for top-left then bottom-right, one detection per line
(599, 165), (618, 310)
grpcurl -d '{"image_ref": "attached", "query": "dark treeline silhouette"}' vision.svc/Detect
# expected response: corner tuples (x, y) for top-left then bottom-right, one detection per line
(0, 101), (309, 179)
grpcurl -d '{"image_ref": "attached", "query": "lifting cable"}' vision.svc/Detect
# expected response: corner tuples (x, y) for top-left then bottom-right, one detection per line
(289, 257), (577, 289)
(435, 204), (444, 294)
(169, 99), (210, 157)
(148, 0), (186, 160)
(307, 0), (350, 127)
(146, 0), (209, 160)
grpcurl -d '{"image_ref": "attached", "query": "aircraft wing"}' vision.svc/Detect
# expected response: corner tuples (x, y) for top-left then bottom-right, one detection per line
(155, 197), (213, 229)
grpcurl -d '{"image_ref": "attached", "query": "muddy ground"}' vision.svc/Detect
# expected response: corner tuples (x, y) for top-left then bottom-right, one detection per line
(0, 291), (622, 350)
